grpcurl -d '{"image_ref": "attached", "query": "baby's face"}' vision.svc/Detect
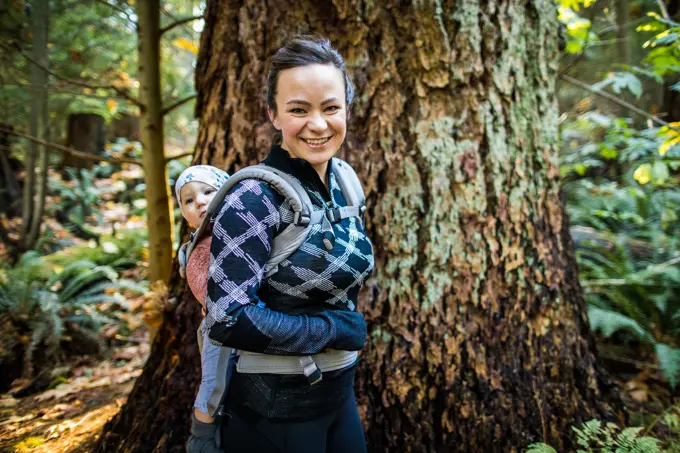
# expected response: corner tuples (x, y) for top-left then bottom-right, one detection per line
(180, 181), (218, 229)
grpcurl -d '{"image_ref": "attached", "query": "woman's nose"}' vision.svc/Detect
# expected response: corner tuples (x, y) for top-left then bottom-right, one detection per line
(307, 113), (327, 131)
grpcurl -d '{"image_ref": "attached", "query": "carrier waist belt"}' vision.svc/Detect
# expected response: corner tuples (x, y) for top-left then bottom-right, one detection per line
(236, 349), (358, 377)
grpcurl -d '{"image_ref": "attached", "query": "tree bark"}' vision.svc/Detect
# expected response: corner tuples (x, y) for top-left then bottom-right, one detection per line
(137, 0), (175, 286)
(0, 123), (22, 218)
(99, 1), (623, 452)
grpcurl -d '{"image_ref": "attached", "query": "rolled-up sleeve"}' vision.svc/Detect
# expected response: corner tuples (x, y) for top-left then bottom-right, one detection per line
(205, 180), (366, 356)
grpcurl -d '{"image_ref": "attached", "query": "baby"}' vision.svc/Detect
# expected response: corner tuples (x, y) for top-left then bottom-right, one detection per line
(174, 165), (229, 451)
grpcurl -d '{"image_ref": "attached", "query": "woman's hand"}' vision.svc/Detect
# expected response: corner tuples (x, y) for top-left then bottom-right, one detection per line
(186, 414), (221, 453)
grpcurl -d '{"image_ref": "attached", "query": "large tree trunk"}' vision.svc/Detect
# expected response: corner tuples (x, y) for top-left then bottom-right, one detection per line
(99, 1), (622, 452)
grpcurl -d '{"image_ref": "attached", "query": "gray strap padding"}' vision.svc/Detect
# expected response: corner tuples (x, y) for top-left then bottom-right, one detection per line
(331, 158), (366, 209)
(236, 350), (358, 374)
(184, 165), (312, 266)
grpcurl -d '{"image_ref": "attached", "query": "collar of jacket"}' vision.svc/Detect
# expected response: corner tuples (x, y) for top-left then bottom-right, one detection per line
(262, 144), (332, 201)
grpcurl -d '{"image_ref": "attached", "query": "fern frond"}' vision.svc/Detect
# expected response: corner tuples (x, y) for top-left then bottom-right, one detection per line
(588, 306), (654, 343)
(59, 266), (118, 302)
(525, 444), (556, 453)
(655, 343), (680, 388)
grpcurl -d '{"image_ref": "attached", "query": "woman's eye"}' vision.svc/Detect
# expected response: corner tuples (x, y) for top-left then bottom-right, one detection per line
(290, 108), (306, 114)
(325, 105), (340, 112)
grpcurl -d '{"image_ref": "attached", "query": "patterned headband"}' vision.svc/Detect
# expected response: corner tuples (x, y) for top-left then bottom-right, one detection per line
(174, 165), (229, 207)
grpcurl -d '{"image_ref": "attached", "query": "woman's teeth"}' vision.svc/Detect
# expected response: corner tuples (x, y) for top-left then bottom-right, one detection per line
(304, 137), (330, 145)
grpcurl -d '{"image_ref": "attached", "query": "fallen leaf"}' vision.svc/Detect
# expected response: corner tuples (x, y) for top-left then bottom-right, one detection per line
(0, 397), (18, 408)
(0, 413), (37, 426)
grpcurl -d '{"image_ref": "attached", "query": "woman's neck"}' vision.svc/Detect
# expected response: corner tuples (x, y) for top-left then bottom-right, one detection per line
(312, 162), (329, 188)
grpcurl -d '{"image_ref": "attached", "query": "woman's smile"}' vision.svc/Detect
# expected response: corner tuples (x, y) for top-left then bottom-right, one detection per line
(301, 136), (333, 147)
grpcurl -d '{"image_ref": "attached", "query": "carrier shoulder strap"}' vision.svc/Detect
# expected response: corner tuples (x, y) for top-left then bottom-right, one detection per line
(180, 159), (367, 278)
(181, 164), (321, 278)
(328, 158), (366, 223)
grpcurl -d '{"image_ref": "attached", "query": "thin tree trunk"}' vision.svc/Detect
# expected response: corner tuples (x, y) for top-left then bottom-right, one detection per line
(22, 0), (49, 249)
(99, 1), (623, 452)
(26, 95), (48, 248)
(27, 0), (50, 249)
(616, 0), (632, 121)
(137, 0), (174, 285)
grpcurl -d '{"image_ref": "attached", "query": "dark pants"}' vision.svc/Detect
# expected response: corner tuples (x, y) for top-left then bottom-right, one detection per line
(219, 393), (367, 453)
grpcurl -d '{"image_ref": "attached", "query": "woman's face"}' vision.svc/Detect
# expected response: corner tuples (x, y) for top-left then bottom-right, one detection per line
(268, 63), (347, 173)
(180, 181), (218, 229)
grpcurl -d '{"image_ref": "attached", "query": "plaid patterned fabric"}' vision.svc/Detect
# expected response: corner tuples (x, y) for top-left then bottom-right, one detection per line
(205, 145), (374, 356)
(204, 146), (374, 420)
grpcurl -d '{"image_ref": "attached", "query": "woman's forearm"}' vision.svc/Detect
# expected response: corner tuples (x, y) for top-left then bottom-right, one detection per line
(208, 305), (366, 355)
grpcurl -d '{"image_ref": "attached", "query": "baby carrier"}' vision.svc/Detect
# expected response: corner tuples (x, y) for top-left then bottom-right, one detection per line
(178, 158), (366, 424)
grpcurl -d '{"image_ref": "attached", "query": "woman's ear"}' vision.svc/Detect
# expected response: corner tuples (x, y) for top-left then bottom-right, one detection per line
(268, 107), (281, 130)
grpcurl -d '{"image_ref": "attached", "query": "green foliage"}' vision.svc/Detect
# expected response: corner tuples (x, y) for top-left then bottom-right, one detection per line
(45, 228), (147, 273)
(561, 102), (680, 386)
(558, 5), (598, 54)
(525, 420), (664, 453)
(526, 444), (557, 453)
(0, 242), (147, 369)
(593, 72), (644, 99)
(48, 168), (108, 225)
(641, 14), (680, 77)
(661, 408), (680, 453)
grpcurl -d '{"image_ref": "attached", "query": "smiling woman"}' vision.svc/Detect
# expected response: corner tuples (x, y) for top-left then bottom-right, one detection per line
(180, 36), (375, 453)
(267, 63), (348, 181)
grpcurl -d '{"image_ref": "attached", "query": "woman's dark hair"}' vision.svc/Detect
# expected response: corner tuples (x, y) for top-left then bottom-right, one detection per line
(266, 36), (354, 113)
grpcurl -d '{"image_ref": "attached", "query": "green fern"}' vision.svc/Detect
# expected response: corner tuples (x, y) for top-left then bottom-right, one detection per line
(525, 419), (664, 453)
(654, 344), (680, 388)
(526, 444), (557, 453)
(588, 306), (654, 344)
(0, 246), (147, 375)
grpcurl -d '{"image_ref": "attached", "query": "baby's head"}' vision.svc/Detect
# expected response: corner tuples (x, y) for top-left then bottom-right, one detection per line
(175, 165), (229, 229)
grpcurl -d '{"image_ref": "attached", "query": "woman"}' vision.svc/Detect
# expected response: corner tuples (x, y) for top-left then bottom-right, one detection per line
(191, 36), (374, 453)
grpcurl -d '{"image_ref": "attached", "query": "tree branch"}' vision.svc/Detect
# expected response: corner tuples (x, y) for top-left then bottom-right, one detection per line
(93, 0), (135, 23)
(3, 81), (134, 102)
(1, 42), (142, 107)
(165, 152), (193, 163)
(162, 94), (196, 115)
(560, 74), (680, 135)
(657, 0), (671, 20)
(159, 15), (204, 36)
(0, 126), (143, 166)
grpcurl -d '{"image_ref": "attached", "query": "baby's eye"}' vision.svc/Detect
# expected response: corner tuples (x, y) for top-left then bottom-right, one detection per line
(205, 188), (216, 195)
(184, 197), (193, 205)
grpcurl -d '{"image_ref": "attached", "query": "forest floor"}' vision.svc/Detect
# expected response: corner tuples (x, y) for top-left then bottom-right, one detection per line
(0, 165), (154, 453)
(0, 334), (149, 453)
